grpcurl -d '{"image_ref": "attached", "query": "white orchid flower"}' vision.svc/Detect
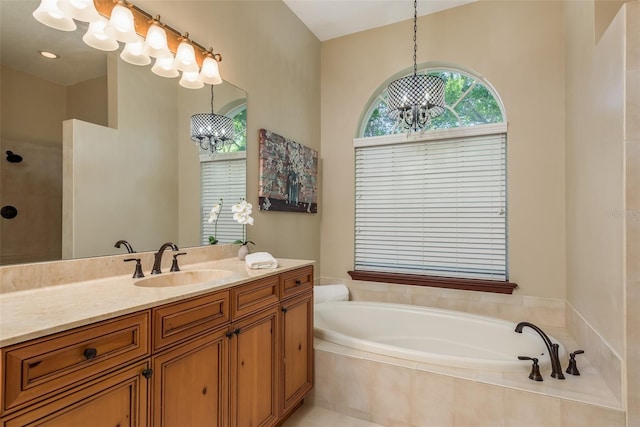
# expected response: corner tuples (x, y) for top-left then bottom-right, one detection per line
(208, 203), (222, 223)
(231, 198), (255, 245)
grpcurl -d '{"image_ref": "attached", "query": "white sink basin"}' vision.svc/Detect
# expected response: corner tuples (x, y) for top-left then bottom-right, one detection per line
(134, 269), (234, 287)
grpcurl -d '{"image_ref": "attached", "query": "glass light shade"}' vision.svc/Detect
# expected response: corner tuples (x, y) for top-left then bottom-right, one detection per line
(33, 0), (76, 31)
(104, 3), (138, 43)
(120, 36), (151, 66)
(151, 56), (179, 78)
(58, 0), (99, 23)
(179, 71), (204, 89)
(82, 16), (119, 51)
(142, 23), (172, 59)
(173, 40), (199, 72)
(199, 56), (222, 85)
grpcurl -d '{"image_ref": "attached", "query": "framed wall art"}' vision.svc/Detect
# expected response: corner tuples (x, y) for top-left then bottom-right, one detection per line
(258, 129), (318, 213)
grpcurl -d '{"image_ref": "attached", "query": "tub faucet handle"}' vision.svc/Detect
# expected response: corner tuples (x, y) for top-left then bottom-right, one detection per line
(518, 356), (543, 381)
(565, 350), (584, 376)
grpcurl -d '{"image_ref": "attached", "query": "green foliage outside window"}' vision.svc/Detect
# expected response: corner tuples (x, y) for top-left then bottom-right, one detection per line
(218, 107), (247, 153)
(362, 70), (503, 137)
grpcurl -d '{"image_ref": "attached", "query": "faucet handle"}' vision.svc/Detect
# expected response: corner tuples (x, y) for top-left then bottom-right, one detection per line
(566, 350), (584, 375)
(170, 252), (187, 272)
(518, 356), (543, 381)
(124, 258), (144, 278)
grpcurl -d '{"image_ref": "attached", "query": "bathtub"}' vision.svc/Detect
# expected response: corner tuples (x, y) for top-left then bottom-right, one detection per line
(314, 301), (566, 372)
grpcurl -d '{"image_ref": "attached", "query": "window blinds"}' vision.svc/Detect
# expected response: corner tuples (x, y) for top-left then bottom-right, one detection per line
(354, 131), (507, 281)
(201, 155), (246, 244)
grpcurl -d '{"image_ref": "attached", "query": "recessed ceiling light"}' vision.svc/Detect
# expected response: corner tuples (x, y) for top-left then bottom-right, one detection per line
(38, 50), (59, 59)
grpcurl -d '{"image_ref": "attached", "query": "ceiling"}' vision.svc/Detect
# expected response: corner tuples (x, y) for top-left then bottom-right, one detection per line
(282, 0), (476, 41)
(1, 0), (476, 87)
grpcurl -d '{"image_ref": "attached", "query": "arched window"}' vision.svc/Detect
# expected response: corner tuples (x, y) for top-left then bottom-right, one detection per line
(352, 67), (515, 293)
(361, 69), (504, 137)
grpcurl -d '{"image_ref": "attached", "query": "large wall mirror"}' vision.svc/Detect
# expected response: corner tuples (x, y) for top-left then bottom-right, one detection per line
(0, 0), (247, 265)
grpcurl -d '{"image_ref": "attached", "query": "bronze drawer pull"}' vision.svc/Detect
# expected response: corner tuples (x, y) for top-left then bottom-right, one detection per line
(83, 348), (98, 360)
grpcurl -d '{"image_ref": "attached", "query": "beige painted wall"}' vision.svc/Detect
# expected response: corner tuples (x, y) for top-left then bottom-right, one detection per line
(66, 76), (108, 127)
(63, 57), (179, 259)
(320, 0), (566, 298)
(625, 2), (640, 422)
(565, 0), (625, 358)
(142, 1), (322, 264)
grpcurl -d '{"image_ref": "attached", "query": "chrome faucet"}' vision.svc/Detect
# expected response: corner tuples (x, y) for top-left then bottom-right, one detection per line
(114, 240), (135, 253)
(151, 242), (179, 275)
(514, 321), (565, 380)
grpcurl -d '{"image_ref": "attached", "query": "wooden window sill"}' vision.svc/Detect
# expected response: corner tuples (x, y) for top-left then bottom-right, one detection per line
(347, 270), (518, 294)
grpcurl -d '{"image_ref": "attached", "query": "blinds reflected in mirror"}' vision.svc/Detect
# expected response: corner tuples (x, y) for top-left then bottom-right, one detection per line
(201, 153), (246, 244)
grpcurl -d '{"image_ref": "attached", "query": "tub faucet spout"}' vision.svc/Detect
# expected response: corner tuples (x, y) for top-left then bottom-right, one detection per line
(151, 242), (179, 275)
(514, 321), (564, 380)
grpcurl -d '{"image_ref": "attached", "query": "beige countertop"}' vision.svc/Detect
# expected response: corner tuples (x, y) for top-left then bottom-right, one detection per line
(0, 257), (314, 348)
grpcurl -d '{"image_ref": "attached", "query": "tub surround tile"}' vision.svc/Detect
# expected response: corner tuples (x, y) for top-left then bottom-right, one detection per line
(410, 370), (455, 427)
(453, 379), (505, 427)
(314, 343), (625, 427)
(369, 363), (412, 426)
(566, 302), (623, 404)
(333, 354), (375, 420)
(339, 279), (567, 328)
(504, 389), (562, 427)
(560, 400), (626, 427)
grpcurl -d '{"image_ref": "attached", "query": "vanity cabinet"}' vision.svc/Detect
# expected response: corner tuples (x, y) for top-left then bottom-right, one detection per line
(0, 265), (314, 427)
(229, 305), (279, 427)
(0, 313), (151, 426)
(2, 360), (150, 427)
(150, 290), (231, 427)
(279, 267), (313, 417)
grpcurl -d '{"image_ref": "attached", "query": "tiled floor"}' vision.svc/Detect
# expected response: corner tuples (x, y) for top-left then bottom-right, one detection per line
(283, 403), (383, 427)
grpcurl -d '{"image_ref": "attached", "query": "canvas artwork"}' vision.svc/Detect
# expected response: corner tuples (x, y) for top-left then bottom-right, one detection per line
(258, 129), (318, 213)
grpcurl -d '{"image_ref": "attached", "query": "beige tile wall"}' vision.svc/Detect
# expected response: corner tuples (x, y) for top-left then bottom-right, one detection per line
(0, 244), (237, 293)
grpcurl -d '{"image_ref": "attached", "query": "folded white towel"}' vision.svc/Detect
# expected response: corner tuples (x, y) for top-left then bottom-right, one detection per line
(245, 252), (278, 269)
(314, 284), (349, 304)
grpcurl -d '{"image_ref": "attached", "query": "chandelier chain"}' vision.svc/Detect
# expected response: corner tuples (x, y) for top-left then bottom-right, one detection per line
(413, 0), (417, 76)
(210, 84), (215, 114)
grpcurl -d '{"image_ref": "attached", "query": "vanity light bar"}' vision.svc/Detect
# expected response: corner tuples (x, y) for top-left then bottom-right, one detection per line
(92, 0), (222, 68)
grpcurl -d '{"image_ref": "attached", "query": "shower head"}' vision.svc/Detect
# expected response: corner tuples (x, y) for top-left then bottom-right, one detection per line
(6, 151), (22, 163)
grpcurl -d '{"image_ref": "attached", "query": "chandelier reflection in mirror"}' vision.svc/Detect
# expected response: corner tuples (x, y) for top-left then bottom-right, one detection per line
(32, 0), (223, 89)
(190, 85), (235, 156)
(386, 0), (445, 133)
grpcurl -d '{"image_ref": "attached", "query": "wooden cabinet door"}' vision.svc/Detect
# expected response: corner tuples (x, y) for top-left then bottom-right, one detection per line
(280, 292), (313, 416)
(230, 306), (279, 427)
(2, 361), (149, 427)
(151, 328), (229, 427)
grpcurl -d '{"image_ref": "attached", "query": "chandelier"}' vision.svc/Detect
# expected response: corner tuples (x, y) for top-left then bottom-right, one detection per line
(190, 85), (235, 155)
(386, 0), (445, 132)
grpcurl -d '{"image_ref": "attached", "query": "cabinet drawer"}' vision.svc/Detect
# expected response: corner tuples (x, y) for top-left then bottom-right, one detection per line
(231, 276), (280, 320)
(1, 311), (150, 414)
(152, 290), (230, 352)
(280, 266), (313, 299)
